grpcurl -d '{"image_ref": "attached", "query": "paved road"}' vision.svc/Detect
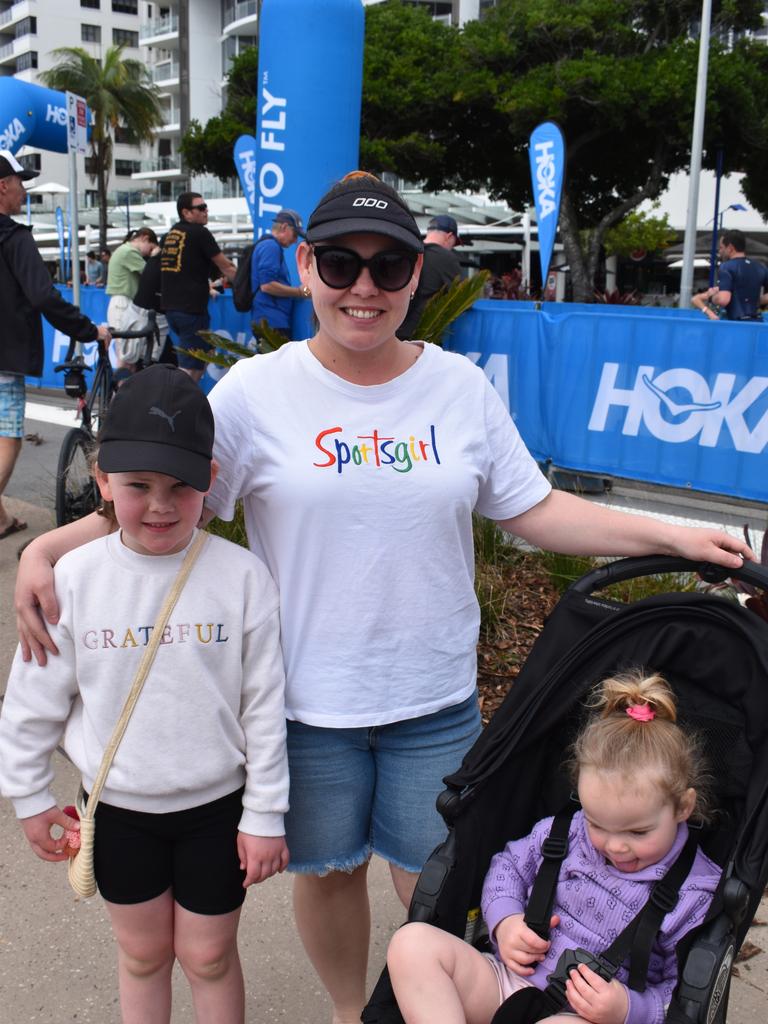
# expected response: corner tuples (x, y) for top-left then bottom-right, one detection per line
(6, 398), (73, 514)
(1, 394), (767, 1022)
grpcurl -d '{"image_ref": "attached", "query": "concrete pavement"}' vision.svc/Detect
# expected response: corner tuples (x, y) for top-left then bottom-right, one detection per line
(1, 492), (768, 1021)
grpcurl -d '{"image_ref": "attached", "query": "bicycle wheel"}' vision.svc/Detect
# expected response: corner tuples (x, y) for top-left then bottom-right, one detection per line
(55, 428), (99, 527)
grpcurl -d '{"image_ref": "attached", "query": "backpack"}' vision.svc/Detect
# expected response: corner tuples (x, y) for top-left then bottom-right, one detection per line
(232, 235), (273, 312)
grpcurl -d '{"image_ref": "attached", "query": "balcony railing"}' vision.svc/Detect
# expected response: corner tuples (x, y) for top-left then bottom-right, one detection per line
(135, 156), (182, 174)
(0, 1), (31, 28)
(139, 13), (178, 41)
(222, 0), (257, 28)
(157, 108), (181, 130)
(151, 60), (179, 83)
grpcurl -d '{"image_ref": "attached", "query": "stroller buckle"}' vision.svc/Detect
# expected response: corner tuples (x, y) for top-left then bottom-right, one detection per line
(547, 947), (617, 997)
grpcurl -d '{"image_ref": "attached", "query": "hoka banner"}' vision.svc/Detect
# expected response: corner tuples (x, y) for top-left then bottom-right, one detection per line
(529, 122), (565, 288)
(32, 297), (768, 503)
(448, 302), (768, 503)
(234, 135), (258, 225)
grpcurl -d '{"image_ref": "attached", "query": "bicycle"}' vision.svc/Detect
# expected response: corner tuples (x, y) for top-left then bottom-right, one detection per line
(53, 314), (160, 527)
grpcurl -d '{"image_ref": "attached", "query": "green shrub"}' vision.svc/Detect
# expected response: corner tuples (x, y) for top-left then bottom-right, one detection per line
(206, 501), (249, 548)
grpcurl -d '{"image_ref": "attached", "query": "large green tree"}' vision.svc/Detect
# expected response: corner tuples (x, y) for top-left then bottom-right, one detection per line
(363, 0), (768, 301)
(40, 46), (163, 251)
(181, 0), (768, 302)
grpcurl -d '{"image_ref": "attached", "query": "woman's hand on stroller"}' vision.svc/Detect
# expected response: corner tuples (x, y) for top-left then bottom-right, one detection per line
(563, 962), (628, 1024)
(663, 525), (754, 569)
(495, 912), (560, 975)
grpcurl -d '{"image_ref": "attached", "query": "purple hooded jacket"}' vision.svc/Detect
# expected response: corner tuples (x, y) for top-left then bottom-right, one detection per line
(481, 812), (721, 1024)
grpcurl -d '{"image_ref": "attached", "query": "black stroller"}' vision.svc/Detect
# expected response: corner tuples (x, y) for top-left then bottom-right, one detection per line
(363, 555), (768, 1024)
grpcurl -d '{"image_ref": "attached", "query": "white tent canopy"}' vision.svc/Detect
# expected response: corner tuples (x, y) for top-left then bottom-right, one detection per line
(25, 181), (69, 194)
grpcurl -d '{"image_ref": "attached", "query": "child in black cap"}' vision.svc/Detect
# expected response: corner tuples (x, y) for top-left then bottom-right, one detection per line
(0, 364), (288, 1022)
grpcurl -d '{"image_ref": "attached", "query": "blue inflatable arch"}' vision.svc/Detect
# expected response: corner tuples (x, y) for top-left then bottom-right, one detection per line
(0, 77), (73, 154)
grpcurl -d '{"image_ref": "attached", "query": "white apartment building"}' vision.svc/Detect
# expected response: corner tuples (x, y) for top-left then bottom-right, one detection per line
(0, 0), (146, 206)
(133, 1), (253, 201)
(363, 1), (492, 27)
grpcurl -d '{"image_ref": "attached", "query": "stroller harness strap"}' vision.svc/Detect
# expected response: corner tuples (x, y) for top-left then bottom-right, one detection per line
(491, 813), (700, 1024)
(523, 805), (577, 940)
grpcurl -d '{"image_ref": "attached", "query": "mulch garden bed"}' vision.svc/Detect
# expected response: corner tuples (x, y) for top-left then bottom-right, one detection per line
(475, 550), (561, 724)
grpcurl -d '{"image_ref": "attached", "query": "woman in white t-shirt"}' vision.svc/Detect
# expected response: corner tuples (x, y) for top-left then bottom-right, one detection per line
(15, 172), (753, 1024)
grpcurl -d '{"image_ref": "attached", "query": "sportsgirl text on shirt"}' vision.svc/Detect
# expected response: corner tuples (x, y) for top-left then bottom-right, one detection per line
(313, 425), (441, 474)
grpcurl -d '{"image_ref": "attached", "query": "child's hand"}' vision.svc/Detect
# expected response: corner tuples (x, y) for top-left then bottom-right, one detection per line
(494, 913), (560, 976)
(20, 805), (80, 862)
(237, 833), (289, 887)
(564, 964), (628, 1024)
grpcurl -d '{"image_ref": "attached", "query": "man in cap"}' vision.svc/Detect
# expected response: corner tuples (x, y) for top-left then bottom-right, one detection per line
(161, 191), (237, 383)
(0, 150), (110, 539)
(396, 214), (464, 340)
(250, 208), (310, 339)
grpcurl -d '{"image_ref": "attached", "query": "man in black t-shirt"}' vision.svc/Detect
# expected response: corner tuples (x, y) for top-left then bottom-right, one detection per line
(161, 192), (236, 382)
(397, 215), (464, 340)
(706, 229), (768, 322)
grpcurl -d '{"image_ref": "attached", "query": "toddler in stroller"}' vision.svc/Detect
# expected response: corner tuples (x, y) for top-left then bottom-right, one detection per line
(365, 554), (768, 1024)
(388, 669), (720, 1024)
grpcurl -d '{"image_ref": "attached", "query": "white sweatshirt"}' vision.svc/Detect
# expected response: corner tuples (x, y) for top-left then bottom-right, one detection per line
(0, 530), (288, 837)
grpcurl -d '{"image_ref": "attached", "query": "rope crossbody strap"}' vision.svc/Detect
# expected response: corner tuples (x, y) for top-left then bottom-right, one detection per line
(82, 530), (208, 818)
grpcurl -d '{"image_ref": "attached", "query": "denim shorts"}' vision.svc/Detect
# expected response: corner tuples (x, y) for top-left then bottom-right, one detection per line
(284, 693), (482, 875)
(0, 377), (25, 437)
(166, 310), (211, 370)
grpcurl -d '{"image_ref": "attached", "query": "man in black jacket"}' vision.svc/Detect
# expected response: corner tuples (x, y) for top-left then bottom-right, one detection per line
(0, 150), (110, 539)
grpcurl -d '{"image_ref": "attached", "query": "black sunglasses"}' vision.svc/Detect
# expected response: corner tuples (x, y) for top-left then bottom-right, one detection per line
(312, 245), (417, 292)
(189, 202), (208, 212)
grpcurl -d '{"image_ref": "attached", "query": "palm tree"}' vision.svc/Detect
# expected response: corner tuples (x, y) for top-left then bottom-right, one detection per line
(40, 46), (163, 251)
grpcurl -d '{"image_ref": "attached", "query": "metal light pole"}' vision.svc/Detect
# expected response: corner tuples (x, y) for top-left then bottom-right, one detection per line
(678, 0), (712, 309)
(68, 144), (80, 307)
(708, 147), (723, 287)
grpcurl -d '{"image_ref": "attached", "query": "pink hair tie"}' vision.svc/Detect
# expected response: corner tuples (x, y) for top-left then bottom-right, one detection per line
(626, 704), (655, 722)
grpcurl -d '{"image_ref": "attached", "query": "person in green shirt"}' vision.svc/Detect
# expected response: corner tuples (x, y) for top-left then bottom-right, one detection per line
(106, 228), (158, 366)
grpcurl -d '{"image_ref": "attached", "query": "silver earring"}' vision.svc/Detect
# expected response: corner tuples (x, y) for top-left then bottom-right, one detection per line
(410, 291), (415, 301)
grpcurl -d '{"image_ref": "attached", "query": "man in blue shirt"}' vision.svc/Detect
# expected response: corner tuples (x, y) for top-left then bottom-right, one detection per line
(251, 209), (309, 338)
(707, 229), (768, 321)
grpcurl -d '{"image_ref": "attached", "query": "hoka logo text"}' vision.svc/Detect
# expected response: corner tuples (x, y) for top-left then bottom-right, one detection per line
(588, 363), (768, 453)
(534, 140), (556, 219)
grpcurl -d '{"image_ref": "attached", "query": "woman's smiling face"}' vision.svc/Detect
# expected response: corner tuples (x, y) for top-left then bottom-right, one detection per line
(298, 232), (422, 359)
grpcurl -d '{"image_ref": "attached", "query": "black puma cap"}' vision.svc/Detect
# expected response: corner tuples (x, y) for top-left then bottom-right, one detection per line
(97, 364), (214, 491)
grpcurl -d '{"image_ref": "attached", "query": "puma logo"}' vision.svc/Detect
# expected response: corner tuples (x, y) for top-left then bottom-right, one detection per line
(149, 407), (181, 432)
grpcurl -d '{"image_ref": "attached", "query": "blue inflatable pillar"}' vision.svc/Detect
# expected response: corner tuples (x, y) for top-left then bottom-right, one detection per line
(255, 0), (365, 338)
